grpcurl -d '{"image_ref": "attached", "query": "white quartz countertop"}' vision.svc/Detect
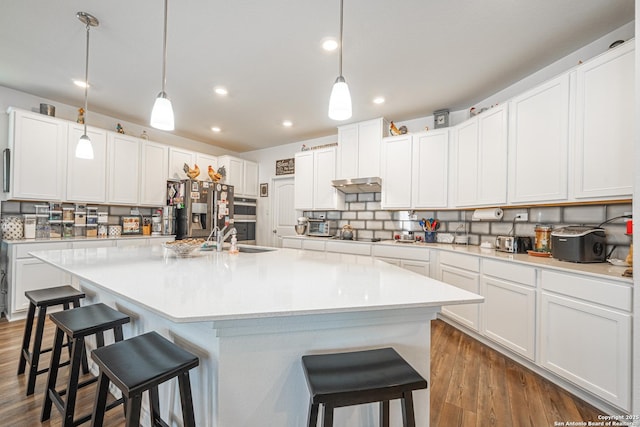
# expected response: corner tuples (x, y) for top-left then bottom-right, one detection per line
(29, 245), (483, 323)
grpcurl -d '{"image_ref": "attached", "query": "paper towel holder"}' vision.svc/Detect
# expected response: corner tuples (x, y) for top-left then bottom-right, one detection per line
(472, 208), (504, 221)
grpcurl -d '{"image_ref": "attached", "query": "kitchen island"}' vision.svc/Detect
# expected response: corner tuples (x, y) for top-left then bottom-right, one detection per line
(30, 245), (483, 427)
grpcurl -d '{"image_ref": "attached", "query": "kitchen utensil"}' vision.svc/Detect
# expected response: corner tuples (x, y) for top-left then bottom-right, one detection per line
(294, 224), (307, 235)
(163, 239), (204, 257)
(341, 224), (354, 240)
(527, 250), (552, 257)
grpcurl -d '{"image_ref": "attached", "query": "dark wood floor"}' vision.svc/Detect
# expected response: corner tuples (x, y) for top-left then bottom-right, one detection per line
(0, 316), (604, 426)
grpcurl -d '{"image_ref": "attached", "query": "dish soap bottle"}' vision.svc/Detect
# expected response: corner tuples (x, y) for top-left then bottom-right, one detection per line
(229, 234), (239, 254)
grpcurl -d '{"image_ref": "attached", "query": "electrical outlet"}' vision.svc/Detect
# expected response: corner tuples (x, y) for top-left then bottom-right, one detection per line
(409, 214), (417, 220)
(515, 213), (528, 222)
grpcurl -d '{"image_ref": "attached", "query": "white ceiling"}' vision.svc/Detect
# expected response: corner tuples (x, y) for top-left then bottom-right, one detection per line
(0, 1), (634, 152)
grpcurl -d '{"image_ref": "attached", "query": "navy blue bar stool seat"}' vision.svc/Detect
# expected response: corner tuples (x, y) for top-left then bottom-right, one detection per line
(302, 347), (428, 427)
(90, 331), (199, 427)
(17, 285), (85, 396)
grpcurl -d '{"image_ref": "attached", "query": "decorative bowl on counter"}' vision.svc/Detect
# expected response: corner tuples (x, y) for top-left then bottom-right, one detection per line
(162, 239), (205, 257)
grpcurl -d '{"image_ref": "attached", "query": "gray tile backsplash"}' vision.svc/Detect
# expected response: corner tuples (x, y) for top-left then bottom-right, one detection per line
(304, 193), (632, 259)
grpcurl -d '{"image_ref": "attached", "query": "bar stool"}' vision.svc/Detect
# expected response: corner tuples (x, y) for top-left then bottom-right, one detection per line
(41, 303), (130, 427)
(17, 285), (86, 396)
(301, 347), (428, 427)
(90, 331), (199, 427)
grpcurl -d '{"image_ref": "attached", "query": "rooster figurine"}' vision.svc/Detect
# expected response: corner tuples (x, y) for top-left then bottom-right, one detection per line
(207, 165), (223, 182)
(389, 121), (401, 136)
(183, 163), (200, 180)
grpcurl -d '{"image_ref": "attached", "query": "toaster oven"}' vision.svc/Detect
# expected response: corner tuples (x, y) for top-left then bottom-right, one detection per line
(307, 219), (336, 237)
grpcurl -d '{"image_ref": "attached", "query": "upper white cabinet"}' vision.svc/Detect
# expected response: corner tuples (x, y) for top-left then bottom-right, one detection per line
(453, 105), (508, 207)
(140, 140), (169, 206)
(66, 124), (108, 203)
(412, 130), (449, 209)
(107, 133), (141, 205)
(218, 155), (258, 197)
(7, 108), (68, 201)
(195, 153), (219, 177)
(168, 147), (196, 180)
(294, 148), (344, 211)
(573, 40), (634, 200)
(380, 134), (412, 209)
(508, 74), (570, 204)
(337, 118), (387, 179)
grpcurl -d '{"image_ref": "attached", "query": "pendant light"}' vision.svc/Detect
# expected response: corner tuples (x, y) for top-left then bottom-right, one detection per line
(75, 12), (98, 159)
(328, 0), (352, 121)
(150, 0), (175, 131)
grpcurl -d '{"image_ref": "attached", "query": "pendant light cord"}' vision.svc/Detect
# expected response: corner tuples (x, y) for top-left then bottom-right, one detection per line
(83, 21), (90, 136)
(161, 0), (169, 95)
(338, 0), (344, 78)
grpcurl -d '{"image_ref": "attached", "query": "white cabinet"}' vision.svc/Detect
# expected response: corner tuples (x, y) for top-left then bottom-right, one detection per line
(380, 135), (412, 209)
(412, 130), (449, 208)
(294, 148), (344, 211)
(438, 251), (480, 331)
(66, 124), (108, 203)
(7, 108), (68, 201)
(168, 147), (196, 180)
(573, 40), (634, 200)
(140, 140), (169, 206)
(107, 133), (140, 205)
(281, 237), (303, 249)
(481, 259), (536, 360)
(218, 155), (259, 197)
(540, 270), (631, 409)
(373, 244), (430, 277)
(453, 105), (508, 207)
(195, 153), (219, 178)
(337, 118), (387, 179)
(508, 74), (570, 203)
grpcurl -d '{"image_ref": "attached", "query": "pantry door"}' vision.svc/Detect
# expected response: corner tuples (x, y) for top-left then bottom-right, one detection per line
(271, 177), (296, 247)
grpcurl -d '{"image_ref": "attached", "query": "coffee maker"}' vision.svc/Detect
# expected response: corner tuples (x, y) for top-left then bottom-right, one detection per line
(167, 179), (215, 240)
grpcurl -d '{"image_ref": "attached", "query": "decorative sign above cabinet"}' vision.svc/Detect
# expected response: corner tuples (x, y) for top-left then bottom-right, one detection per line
(276, 158), (295, 175)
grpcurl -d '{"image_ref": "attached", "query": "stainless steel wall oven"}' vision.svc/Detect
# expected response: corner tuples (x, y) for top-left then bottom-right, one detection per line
(234, 197), (256, 244)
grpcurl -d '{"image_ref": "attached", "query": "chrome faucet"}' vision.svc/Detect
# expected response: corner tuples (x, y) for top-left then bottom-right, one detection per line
(216, 225), (237, 252)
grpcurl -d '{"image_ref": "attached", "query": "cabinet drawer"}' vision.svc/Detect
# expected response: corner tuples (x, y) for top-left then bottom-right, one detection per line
(72, 240), (116, 249)
(372, 244), (429, 261)
(483, 259), (535, 287)
(302, 239), (326, 252)
(16, 242), (70, 258)
(282, 238), (303, 249)
(541, 270), (631, 312)
(326, 241), (371, 256)
(439, 251), (479, 272)
(116, 239), (149, 248)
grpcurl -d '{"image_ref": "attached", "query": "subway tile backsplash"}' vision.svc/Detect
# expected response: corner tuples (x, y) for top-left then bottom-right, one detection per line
(304, 193), (632, 259)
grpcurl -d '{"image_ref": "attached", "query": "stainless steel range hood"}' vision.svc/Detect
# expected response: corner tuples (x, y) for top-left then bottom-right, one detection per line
(331, 177), (382, 193)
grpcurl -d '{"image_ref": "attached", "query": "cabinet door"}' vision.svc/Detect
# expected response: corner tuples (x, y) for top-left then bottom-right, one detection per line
(195, 153), (219, 180)
(168, 147), (195, 180)
(294, 151), (314, 210)
(478, 105), (508, 204)
(574, 40), (634, 199)
(357, 119), (383, 178)
(313, 148), (339, 210)
(13, 258), (70, 313)
(440, 264), (480, 331)
(482, 276), (535, 360)
(453, 119), (479, 206)
(380, 135), (412, 209)
(509, 74), (570, 203)
(9, 109), (67, 201)
(402, 260), (430, 277)
(222, 156), (245, 194)
(540, 291), (630, 409)
(140, 141), (169, 206)
(243, 161), (259, 197)
(412, 131), (449, 208)
(337, 124), (358, 179)
(66, 124), (108, 202)
(107, 133), (140, 205)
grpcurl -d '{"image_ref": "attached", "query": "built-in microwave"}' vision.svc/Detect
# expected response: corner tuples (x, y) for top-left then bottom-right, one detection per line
(234, 198), (256, 244)
(307, 219), (336, 237)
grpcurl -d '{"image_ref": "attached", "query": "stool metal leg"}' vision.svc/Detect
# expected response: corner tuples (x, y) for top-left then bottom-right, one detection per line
(17, 302), (36, 375)
(125, 393), (143, 427)
(90, 371), (111, 427)
(307, 400), (319, 427)
(178, 371), (197, 427)
(322, 403), (334, 427)
(41, 327), (65, 422)
(401, 391), (416, 427)
(380, 400), (390, 427)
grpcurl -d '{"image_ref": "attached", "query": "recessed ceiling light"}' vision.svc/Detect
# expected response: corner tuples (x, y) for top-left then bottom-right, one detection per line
(322, 39), (338, 51)
(211, 126), (221, 133)
(214, 87), (228, 96)
(282, 120), (293, 127)
(373, 96), (385, 104)
(73, 79), (89, 88)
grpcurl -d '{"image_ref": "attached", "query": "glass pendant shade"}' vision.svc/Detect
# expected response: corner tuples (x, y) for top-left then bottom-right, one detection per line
(328, 76), (352, 121)
(75, 134), (94, 159)
(150, 92), (175, 131)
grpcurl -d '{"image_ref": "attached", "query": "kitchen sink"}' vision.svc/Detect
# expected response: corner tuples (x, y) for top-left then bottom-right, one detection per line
(237, 246), (275, 253)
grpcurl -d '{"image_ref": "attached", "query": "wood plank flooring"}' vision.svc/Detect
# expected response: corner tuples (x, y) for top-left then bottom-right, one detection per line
(0, 316), (605, 426)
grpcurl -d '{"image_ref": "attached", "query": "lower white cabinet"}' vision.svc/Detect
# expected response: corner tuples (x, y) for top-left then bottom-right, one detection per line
(281, 237), (303, 249)
(438, 252), (480, 331)
(13, 257), (70, 314)
(372, 244), (430, 277)
(539, 270), (631, 410)
(481, 260), (536, 360)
